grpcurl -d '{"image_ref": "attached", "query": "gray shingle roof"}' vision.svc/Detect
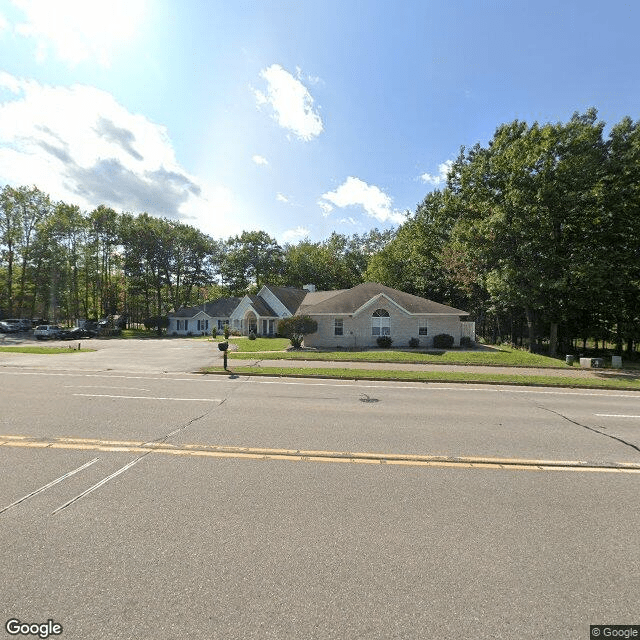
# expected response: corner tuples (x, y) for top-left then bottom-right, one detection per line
(299, 283), (468, 316)
(172, 297), (241, 318)
(247, 295), (277, 317)
(262, 285), (309, 314)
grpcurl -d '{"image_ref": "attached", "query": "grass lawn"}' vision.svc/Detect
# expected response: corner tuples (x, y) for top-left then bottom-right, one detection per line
(0, 346), (95, 354)
(228, 345), (568, 368)
(220, 337), (291, 352)
(209, 365), (640, 391)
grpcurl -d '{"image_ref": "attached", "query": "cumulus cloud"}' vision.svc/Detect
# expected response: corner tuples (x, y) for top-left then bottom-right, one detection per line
(318, 200), (333, 217)
(10, 0), (146, 67)
(252, 154), (269, 166)
(0, 72), (236, 238)
(419, 160), (453, 187)
(254, 64), (323, 141)
(282, 226), (309, 243)
(319, 177), (405, 224)
(276, 192), (289, 203)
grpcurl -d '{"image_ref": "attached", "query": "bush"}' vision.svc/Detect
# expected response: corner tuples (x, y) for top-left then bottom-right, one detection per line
(433, 333), (454, 349)
(408, 337), (420, 348)
(278, 315), (318, 349)
(460, 336), (474, 348)
(376, 335), (393, 348)
(224, 325), (230, 339)
(248, 332), (257, 340)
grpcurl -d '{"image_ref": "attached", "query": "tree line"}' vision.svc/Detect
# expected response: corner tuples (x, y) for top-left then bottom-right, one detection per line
(0, 185), (392, 327)
(1, 109), (638, 354)
(366, 109), (640, 354)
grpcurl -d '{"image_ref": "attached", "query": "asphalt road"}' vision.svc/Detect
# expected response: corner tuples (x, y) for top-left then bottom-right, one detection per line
(1, 358), (639, 638)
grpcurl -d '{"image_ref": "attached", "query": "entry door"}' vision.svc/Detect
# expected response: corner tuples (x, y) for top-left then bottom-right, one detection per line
(262, 319), (268, 335)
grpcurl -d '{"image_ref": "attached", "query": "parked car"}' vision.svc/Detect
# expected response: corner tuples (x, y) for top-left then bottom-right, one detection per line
(33, 325), (62, 340)
(3, 318), (32, 331)
(0, 321), (19, 333)
(58, 327), (96, 339)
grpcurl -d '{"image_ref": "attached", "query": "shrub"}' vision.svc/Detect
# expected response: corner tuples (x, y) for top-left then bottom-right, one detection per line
(408, 337), (420, 348)
(376, 335), (393, 348)
(224, 325), (230, 339)
(278, 315), (318, 349)
(460, 336), (474, 348)
(248, 332), (256, 340)
(433, 333), (454, 349)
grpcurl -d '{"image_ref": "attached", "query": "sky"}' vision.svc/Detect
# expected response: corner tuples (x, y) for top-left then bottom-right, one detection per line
(1, 0), (639, 244)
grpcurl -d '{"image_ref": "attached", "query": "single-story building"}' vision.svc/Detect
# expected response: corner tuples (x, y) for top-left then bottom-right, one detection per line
(168, 297), (241, 335)
(168, 282), (474, 347)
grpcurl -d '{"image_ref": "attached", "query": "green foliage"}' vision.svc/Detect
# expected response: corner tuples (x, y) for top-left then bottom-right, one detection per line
(460, 336), (474, 348)
(278, 315), (318, 348)
(143, 316), (169, 332)
(248, 332), (257, 340)
(408, 337), (420, 348)
(376, 335), (393, 348)
(223, 324), (230, 339)
(433, 334), (455, 349)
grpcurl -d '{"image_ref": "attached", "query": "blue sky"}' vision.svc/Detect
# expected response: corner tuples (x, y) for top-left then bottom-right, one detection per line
(1, 0), (639, 243)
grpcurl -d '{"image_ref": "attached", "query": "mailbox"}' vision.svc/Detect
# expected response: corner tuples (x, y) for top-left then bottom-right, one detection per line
(218, 341), (228, 351)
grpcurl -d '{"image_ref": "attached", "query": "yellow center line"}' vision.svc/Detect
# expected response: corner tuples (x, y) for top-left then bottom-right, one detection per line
(1, 434), (639, 474)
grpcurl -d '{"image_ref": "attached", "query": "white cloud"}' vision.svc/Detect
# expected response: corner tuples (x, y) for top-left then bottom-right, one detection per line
(319, 177), (405, 224)
(252, 154), (268, 166)
(339, 217), (358, 226)
(276, 192), (289, 203)
(11, 0), (146, 67)
(318, 200), (333, 217)
(0, 72), (237, 238)
(419, 160), (453, 187)
(254, 64), (323, 141)
(0, 12), (8, 33)
(282, 226), (309, 243)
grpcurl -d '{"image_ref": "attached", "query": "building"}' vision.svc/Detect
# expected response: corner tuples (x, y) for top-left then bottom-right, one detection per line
(167, 283), (473, 347)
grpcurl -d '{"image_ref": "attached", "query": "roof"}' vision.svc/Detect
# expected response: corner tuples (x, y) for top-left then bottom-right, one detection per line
(299, 283), (468, 316)
(246, 295), (278, 317)
(172, 297), (241, 318)
(262, 285), (309, 314)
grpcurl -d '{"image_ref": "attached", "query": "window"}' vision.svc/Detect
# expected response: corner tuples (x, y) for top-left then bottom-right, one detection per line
(371, 309), (390, 336)
(218, 319), (229, 330)
(197, 319), (209, 331)
(419, 320), (428, 336)
(334, 318), (343, 336)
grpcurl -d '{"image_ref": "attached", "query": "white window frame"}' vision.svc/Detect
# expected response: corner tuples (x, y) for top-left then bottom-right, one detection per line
(371, 309), (390, 336)
(334, 318), (343, 336)
(418, 319), (428, 336)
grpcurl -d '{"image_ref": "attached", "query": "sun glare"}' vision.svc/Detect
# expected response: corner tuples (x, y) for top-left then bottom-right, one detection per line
(13, 0), (147, 67)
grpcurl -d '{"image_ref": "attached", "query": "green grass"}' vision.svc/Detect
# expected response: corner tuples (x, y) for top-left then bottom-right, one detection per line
(205, 365), (640, 391)
(220, 337), (291, 352)
(228, 345), (567, 367)
(0, 346), (95, 354)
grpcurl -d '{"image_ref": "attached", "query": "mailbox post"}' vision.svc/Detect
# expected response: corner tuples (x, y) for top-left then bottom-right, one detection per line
(218, 341), (229, 370)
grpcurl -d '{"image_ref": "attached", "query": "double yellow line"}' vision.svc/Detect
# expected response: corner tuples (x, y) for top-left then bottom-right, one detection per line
(1, 434), (640, 474)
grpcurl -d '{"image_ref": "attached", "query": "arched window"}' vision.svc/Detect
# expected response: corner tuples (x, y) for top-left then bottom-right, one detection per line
(371, 308), (390, 336)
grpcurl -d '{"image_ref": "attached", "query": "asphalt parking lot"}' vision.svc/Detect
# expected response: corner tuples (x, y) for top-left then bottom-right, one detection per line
(0, 336), (219, 373)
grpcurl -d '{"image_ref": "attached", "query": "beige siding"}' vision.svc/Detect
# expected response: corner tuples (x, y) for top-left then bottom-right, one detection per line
(303, 307), (465, 348)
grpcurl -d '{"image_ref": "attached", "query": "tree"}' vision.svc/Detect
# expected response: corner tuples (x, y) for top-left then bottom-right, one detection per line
(278, 315), (318, 348)
(445, 110), (607, 354)
(221, 231), (283, 293)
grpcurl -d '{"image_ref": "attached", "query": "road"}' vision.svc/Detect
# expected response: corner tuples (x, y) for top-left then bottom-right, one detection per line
(1, 365), (639, 639)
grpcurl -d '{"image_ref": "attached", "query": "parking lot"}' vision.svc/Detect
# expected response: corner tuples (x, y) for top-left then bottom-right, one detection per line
(0, 335), (220, 374)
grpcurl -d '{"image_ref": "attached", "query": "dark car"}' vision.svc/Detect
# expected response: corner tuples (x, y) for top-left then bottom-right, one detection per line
(58, 327), (96, 340)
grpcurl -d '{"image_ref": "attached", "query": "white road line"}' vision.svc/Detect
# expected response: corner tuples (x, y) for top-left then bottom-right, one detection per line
(595, 414), (640, 418)
(73, 393), (221, 402)
(51, 457), (143, 515)
(2, 369), (640, 398)
(0, 458), (99, 515)
(66, 385), (151, 391)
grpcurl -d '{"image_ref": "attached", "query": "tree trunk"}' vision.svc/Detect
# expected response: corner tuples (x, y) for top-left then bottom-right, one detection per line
(525, 308), (536, 352)
(549, 321), (558, 357)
